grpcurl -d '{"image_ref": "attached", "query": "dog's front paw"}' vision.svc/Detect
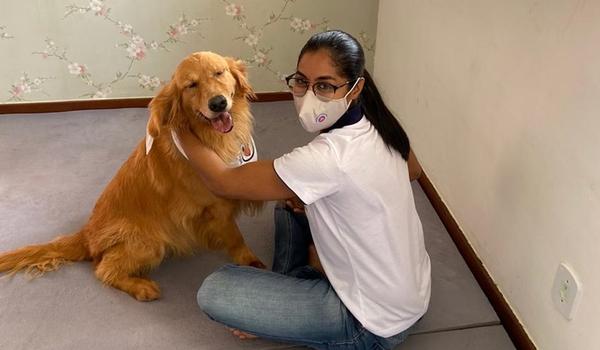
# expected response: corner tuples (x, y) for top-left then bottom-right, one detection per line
(131, 279), (161, 301)
(249, 260), (267, 269)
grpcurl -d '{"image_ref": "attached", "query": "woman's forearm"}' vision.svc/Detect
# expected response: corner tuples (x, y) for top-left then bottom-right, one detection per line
(184, 144), (232, 196)
(180, 131), (295, 201)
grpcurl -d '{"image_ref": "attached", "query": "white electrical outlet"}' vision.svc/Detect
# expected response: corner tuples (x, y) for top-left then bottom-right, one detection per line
(552, 262), (583, 320)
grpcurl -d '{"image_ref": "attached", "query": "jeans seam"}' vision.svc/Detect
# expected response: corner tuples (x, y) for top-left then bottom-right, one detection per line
(281, 207), (293, 274)
(224, 264), (269, 275)
(326, 325), (369, 347)
(203, 309), (333, 348)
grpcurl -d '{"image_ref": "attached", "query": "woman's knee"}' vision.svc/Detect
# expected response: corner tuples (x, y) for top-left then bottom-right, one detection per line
(197, 264), (236, 315)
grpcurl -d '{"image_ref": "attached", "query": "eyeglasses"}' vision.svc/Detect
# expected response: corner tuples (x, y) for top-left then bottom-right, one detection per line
(285, 73), (353, 100)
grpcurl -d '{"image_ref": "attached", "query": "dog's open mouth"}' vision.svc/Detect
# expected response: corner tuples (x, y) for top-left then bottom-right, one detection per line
(198, 111), (233, 133)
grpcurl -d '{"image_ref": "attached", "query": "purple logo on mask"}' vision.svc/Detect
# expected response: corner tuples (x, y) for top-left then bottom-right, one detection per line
(316, 114), (327, 123)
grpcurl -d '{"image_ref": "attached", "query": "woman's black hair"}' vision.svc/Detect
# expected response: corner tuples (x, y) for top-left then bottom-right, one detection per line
(298, 30), (410, 160)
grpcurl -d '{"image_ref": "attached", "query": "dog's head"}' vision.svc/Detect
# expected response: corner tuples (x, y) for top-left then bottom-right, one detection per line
(147, 51), (254, 138)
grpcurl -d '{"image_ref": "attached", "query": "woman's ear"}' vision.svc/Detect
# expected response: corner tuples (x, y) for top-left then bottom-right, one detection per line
(147, 81), (180, 137)
(348, 77), (365, 101)
(226, 57), (256, 101)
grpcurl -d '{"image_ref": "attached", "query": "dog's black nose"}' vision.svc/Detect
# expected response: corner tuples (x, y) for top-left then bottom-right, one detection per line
(208, 95), (228, 112)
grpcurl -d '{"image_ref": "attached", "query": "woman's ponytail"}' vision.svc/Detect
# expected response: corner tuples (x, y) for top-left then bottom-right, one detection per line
(359, 70), (410, 160)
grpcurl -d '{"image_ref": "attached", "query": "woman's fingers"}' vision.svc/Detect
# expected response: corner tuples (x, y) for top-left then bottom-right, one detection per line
(285, 198), (305, 213)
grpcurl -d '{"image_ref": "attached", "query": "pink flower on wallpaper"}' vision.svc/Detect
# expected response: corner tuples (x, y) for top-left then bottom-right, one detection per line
(10, 84), (28, 98)
(89, 0), (108, 16)
(177, 24), (188, 36)
(244, 33), (259, 47)
(225, 3), (244, 18)
(253, 51), (269, 67)
(168, 27), (179, 38)
(137, 74), (161, 90)
(126, 36), (147, 60)
(10, 85), (22, 98)
(131, 35), (144, 44)
(93, 86), (112, 98)
(68, 62), (87, 76)
(120, 23), (133, 35)
(357, 31), (375, 52)
(8, 73), (52, 101)
(127, 42), (146, 60)
(301, 20), (313, 32)
(290, 18), (313, 33)
(168, 23), (188, 39)
(290, 17), (303, 31)
(89, 0), (102, 11)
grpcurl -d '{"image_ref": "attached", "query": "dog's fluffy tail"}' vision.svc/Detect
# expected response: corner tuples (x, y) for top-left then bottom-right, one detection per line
(0, 231), (89, 277)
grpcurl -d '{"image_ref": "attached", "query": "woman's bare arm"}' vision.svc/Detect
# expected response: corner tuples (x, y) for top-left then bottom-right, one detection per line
(178, 128), (295, 201)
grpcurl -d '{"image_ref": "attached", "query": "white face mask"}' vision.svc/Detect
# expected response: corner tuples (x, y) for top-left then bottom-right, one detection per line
(293, 78), (363, 133)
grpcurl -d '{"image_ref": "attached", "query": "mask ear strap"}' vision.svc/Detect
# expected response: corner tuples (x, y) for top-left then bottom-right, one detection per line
(344, 77), (364, 98)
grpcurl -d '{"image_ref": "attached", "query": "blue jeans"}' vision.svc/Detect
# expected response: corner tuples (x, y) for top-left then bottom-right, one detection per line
(197, 204), (411, 349)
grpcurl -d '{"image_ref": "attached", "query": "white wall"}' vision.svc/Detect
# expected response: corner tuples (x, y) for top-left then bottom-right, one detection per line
(374, 1), (600, 349)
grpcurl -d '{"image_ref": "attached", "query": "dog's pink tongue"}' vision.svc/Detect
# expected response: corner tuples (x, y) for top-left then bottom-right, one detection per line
(210, 112), (233, 133)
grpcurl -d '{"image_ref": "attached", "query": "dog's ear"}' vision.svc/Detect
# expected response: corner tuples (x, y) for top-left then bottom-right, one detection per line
(147, 80), (181, 137)
(226, 57), (256, 101)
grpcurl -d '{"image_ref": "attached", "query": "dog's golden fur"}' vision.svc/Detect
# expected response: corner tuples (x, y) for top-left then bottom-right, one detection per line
(0, 52), (265, 301)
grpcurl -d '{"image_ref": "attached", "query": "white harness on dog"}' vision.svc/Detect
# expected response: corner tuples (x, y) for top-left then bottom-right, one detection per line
(145, 129), (258, 167)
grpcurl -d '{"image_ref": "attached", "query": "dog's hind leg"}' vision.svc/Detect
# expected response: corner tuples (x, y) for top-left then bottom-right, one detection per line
(94, 241), (165, 301)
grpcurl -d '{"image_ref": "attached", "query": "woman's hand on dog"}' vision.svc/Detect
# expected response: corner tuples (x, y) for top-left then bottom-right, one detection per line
(284, 196), (305, 213)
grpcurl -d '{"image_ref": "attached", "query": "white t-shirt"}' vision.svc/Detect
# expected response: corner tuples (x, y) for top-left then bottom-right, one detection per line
(273, 117), (431, 338)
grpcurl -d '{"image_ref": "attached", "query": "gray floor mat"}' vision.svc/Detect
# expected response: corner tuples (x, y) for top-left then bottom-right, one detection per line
(0, 102), (510, 349)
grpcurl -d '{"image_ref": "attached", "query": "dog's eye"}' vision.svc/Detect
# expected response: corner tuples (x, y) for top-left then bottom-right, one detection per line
(188, 82), (198, 89)
(215, 71), (224, 77)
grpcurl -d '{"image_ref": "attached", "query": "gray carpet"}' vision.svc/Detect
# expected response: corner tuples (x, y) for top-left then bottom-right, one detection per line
(0, 101), (514, 349)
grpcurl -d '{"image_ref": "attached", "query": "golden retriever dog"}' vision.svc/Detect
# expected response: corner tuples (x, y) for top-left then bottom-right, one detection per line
(0, 51), (266, 301)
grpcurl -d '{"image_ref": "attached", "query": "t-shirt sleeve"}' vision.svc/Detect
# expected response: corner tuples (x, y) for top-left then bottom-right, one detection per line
(273, 136), (342, 205)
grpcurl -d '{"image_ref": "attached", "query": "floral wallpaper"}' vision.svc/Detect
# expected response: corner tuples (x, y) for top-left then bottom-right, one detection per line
(0, 0), (378, 102)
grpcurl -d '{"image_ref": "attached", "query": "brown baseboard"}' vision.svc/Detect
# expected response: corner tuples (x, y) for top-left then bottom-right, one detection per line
(418, 172), (536, 349)
(0, 92), (293, 114)
(250, 92), (293, 103)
